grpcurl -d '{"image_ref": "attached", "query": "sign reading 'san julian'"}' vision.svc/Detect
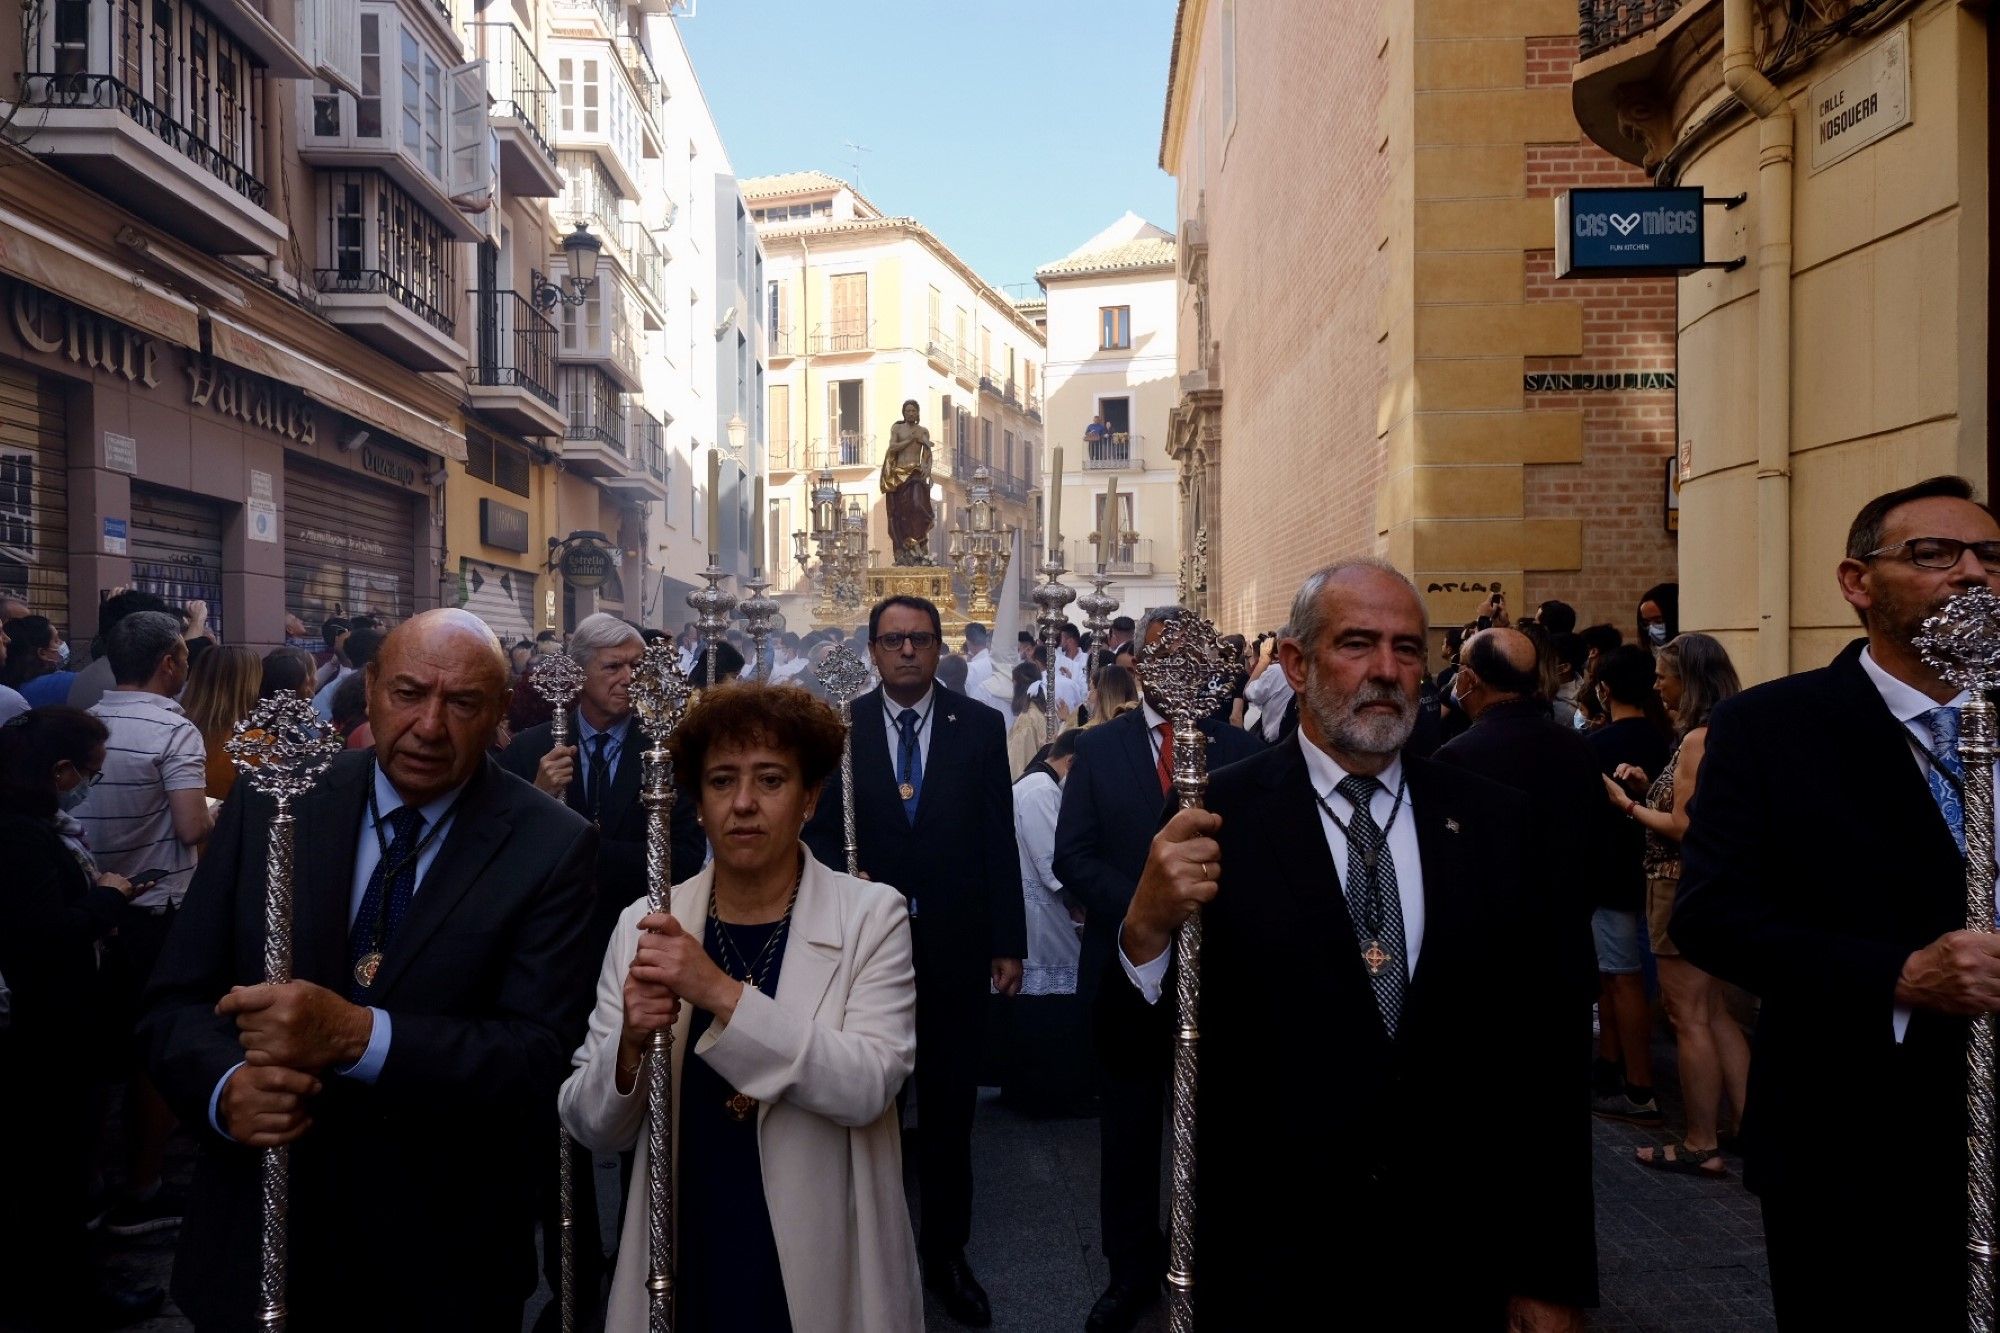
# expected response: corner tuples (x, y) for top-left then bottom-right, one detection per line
(1555, 187), (1705, 278)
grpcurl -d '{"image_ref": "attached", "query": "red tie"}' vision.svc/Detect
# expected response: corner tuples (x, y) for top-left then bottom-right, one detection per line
(1156, 722), (1175, 796)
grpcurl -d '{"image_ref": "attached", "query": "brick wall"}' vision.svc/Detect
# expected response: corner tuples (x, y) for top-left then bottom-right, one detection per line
(1198, 0), (1389, 633)
(1519, 35), (1679, 638)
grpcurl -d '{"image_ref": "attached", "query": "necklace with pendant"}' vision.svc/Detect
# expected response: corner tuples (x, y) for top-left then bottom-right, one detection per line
(706, 860), (803, 1121)
(1312, 776), (1408, 979)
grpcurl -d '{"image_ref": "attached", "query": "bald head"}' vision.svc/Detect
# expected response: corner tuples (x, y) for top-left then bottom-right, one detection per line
(1455, 627), (1543, 718)
(367, 608), (509, 802)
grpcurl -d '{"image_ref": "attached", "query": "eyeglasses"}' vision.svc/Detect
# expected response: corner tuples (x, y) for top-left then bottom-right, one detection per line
(1863, 537), (2000, 572)
(872, 632), (939, 652)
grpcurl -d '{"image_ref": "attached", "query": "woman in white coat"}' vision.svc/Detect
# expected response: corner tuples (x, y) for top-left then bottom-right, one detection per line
(558, 682), (922, 1332)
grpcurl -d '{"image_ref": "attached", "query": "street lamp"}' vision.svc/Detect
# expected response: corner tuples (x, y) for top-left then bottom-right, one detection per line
(726, 414), (748, 458)
(529, 222), (603, 310)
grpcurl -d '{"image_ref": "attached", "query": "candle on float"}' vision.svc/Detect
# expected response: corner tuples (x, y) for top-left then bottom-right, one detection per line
(1048, 446), (1063, 559)
(707, 449), (721, 564)
(752, 475), (766, 578)
(1099, 473), (1119, 571)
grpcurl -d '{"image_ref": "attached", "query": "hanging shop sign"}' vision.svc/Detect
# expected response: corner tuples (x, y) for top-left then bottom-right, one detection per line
(1555, 187), (1706, 277)
(555, 532), (616, 591)
(480, 498), (531, 554)
(186, 357), (317, 444)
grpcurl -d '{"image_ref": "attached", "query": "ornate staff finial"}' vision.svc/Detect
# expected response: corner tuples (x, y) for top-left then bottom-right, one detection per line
(530, 652), (589, 747)
(1918, 586), (2000, 695)
(227, 695), (343, 804)
(1136, 611), (1236, 731)
(631, 641), (693, 744)
(814, 644), (872, 705)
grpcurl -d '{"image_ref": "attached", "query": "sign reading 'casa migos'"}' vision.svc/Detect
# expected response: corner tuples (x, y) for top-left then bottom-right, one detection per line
(1554, 187), (1705, 278)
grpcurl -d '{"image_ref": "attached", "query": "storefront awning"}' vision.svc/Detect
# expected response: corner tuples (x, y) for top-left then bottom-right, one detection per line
(0, 211), (201, 349)
(206, 312), (467, 462)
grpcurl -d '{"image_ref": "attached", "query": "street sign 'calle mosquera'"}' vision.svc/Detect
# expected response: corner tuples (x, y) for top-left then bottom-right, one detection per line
(1555, 187), (1705, 278)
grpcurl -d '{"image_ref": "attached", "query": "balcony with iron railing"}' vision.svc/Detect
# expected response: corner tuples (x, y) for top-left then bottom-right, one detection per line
(549, 0), (620, 38)
(953, 350), (977, 388)
(1578, 0), (1689, 59)
(1025, 392), (1042, 421)
(620, 218), (668, 325)
(978, 370), (1005, 399)
(606, 405), (669, 500)
(467, 21), (563, 197)
(1069, 538), (1155, 577)
(830, 431), (873, 467)
(768, 326), (798, 359)
(467, 289), (564, 436)
(14, 0), (285, 255)
(1003, 377), (1019, 407)
(992, 469), (1029, 503)
(557, 365), (630, 475)
(810, 320), (873, 355)
(1083, 433), (1144, 470)
(925, 328), (957, 374)
(615, 34), (663, 115)
(314, 169), (462, 370)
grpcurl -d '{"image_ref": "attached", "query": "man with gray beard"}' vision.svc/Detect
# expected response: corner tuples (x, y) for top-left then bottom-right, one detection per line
(1101, 559), (1596, 1329)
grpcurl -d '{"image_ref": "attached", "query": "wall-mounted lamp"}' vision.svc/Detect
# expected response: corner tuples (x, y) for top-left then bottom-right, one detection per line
(530, 222), (604, 311)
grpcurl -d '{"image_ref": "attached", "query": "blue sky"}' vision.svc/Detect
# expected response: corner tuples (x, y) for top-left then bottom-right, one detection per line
(681, 0), (1177, 296)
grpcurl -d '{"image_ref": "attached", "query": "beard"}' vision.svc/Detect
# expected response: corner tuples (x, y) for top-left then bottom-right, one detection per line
(1304, 665), (1417, 756)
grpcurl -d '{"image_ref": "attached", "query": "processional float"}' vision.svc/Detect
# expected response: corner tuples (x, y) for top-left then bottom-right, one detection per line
(1134, 613), (1238, 1333)
(225, 695), (343, 1331)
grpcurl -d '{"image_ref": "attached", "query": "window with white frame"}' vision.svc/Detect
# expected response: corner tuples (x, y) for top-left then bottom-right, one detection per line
(300, 4), (487, 201)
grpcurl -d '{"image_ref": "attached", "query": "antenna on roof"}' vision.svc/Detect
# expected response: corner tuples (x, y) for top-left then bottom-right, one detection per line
(840, 140), (872, 190)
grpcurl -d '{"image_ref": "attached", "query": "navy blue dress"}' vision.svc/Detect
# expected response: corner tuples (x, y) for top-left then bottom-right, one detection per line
(681, 919), (793, 1331)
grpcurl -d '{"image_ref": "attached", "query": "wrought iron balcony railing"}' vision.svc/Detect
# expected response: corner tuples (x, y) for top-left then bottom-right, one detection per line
(1083, 433), (1144, 470)
(466, 21), (557, 167)
(315, 170), (458, 334)
(18, 62), (267, 207)
(559, 365), (628, 452)
(1578, 0), (1687, 59)
(470, 289), (559, 406)
(810, 319), (872, 354)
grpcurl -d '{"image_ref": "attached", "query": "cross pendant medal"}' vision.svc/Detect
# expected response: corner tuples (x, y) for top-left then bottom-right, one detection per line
(898, 781), (915, 801)
(1360, 939), (1393, 977)
(353, 951), (383, 989)
(725, 1092), (758, 1122)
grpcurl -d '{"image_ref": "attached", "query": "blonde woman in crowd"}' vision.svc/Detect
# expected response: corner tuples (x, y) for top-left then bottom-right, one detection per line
(180, 644), (260, 801)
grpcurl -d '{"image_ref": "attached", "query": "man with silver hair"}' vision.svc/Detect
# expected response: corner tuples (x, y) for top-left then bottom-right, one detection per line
(1104, 558), (1596, 1329)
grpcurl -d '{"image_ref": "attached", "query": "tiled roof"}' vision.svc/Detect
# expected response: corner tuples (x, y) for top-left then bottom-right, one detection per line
(1034, 237), (1177, 280)
(740, 170), (847, 198)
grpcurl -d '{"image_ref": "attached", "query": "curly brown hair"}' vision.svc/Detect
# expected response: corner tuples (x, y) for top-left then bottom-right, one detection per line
(667, 681), (847, 791)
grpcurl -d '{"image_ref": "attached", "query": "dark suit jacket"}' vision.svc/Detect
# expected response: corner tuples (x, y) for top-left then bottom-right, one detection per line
(1096, 740), (1598, 1325)
(140, 751), (598, 1330)
(802, 683), (1023, 998)
(1434, 696), (1618, 1002)
(0, 812), (125, 1064)
(1676, 641), (1968, 1232)
(1052, 709), (1262, 1006)
(501, 712), (705, 954)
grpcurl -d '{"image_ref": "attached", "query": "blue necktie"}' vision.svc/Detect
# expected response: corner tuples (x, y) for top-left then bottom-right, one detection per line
(348, 804), (427, 998)
(1923, 706), (1967, 855)
(895, 708), (924, 824)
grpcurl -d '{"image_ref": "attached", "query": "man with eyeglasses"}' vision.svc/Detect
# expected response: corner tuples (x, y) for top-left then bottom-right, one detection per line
(803, 594), (1023, 1328)
(1676, 474), (2000, 1330)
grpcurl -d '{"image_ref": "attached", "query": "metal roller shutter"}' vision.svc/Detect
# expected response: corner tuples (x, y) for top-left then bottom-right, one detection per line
(458, 557), (535, 647)
(284, 459), (417, 626)
(130, 485), (228, 642)
(0, 364), (70, 639)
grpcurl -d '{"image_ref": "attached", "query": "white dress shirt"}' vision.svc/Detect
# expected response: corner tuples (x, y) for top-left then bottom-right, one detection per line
(1120, 729), (1426, 1004)
(881, 686), (937, 772)
(1859, 647), (1999, 1043)
(1244, 666), (1295, 741)
(963, 648), (1005, 713)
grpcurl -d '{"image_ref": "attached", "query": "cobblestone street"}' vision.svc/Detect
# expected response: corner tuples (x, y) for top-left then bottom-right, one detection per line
(92, 1027), (1775, 1332)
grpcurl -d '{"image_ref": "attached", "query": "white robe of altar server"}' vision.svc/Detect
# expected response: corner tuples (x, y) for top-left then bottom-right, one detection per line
(558, 851), (923, 1333)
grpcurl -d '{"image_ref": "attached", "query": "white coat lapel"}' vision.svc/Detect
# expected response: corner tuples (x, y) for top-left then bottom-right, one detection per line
(770, 848), (842, 1035)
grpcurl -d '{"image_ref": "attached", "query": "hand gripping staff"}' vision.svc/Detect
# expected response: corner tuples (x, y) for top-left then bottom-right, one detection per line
(1917, 585), (2000, 1333)
(814, 644), (873, 876)
(529, 653), (589, 1333)
(1134, 613), (1237, 1333)
(629, 642), (693, 1332)
(225, 695), (343, 1331)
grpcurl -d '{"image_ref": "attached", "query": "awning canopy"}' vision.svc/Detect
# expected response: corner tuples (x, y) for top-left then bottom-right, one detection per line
(0, 211), (202, 349)
(207, 312), (466, 462)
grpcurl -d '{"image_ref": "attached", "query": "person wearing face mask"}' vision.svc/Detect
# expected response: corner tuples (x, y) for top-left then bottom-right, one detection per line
(1636, 583), (1678, 650)
(0, 626), (28, 726)
(1, 614), (76, 707)
(0, 707), (168, 1329)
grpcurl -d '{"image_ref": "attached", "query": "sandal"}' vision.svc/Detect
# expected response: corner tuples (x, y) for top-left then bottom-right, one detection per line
(1634, 1142), (1729, 1177)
